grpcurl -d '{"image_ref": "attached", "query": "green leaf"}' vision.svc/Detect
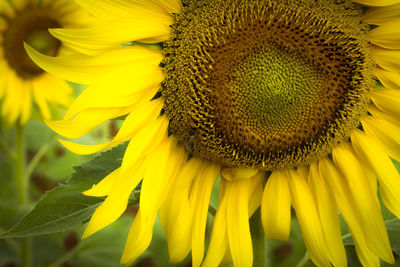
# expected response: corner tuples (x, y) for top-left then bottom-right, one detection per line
(386, 219), (400, 255)
(0, 143), (129, 239)
(344, 246), (363, 267)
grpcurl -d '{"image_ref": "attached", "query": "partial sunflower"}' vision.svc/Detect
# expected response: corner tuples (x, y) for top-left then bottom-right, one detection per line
(0, 0), (92, 125)
(27, 0), (400, 266)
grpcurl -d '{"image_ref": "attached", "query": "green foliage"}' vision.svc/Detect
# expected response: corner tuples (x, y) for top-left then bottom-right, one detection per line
(0, 153), (20, 229)
(73, 216), (132, 267)
(267, 218), (308, 267)
(386, 219), (400, 255)
(25, 120), (95, 181)
(1, 143), (127, 239)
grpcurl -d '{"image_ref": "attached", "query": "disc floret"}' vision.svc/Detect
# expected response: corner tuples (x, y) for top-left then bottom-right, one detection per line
(162, 0), (373, 170)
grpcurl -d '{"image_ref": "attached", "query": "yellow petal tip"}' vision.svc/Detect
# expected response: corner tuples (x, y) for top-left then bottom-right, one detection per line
(82, 186), (95, 196)
(81, 228), (92, 239)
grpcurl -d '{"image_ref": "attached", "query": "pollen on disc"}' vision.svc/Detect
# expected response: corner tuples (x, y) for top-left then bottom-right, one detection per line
(161, 0), (373, 170)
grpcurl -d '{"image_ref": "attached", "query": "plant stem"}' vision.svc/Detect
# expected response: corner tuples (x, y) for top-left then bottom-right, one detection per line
(25, 137), (54, 182)
(0, 117), (12, 158)
(0, 227), (20, 256)
(250, 208), (266, 267)
(15, 124), (27, 205)
(296, 252), (310, 267)
(14, 124), (32, 267)
(21, 238), (32, 267)
(48, 244), (81, 267)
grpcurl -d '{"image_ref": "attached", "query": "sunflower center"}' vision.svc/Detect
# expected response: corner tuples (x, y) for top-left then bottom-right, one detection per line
(232, 42), (326, 137)
(2, 8), (61, 80)
(162, 0), (373, 170)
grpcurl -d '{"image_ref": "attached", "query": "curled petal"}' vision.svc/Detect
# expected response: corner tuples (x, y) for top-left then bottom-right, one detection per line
(50, 16), (172, 55)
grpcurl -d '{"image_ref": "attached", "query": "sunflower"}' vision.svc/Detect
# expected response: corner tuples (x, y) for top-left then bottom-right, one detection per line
(0, 0), (93, 125)
(27, 0), (400, 266)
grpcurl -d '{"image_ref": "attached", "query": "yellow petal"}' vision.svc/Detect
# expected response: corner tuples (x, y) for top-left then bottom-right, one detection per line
(64, 62), (162, 120)
(190, 163), (220, 267)
(368, 19), (400, 49)
(83, 168), (120, 197)
(371, 89), (400, 119)
(287, 168), (331, 267)
(368, 103), (400, 127)
(121, 139), (186, 264)
(308, 163), (347, 267)
(74, 0), (171, 20)
(1, 72), (28, 125)
(318, 158), (381, 267)
(46, 106), (132, 139)
(25, 44), (163, 85)
(361, 115), (400, 162)
(57, 99), (163, 155)
(248, 172), (264, 216)
(140, 139), (186, 221)
(0, 17), (6, 31)
(221, 167), (259, 181)
(110, 99), (163, 141)
(32, 87), (51, 120)
(352, 0), (400, 5)
(374, 68), (400, 89)
(332, 143), (394, 263)
(159, 158), (203, 263)
(54, 1), (96, 28)
(33, 74), (73, 108)
(88, 120), (167, 201)
(372, 47), (400, 73)
(82, 160), (144, 238)
(0, 0), (15, 17)
(351, 130), (400, 219)
(49, 16), (172, 55)
(261, 170), (291, 241)
(226, 179), (253, 267)
(121, 210), (154, 265)
(118, 117), (169, 178)
(0, 62), (7, 99)
(202, 179), (229, 267)
(11, 0), (27, 10)
(149, 0), (182, 14)
(121, 142), (171, 264)
(364, 3), (400, 25)
(353, 237), (381, 267)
